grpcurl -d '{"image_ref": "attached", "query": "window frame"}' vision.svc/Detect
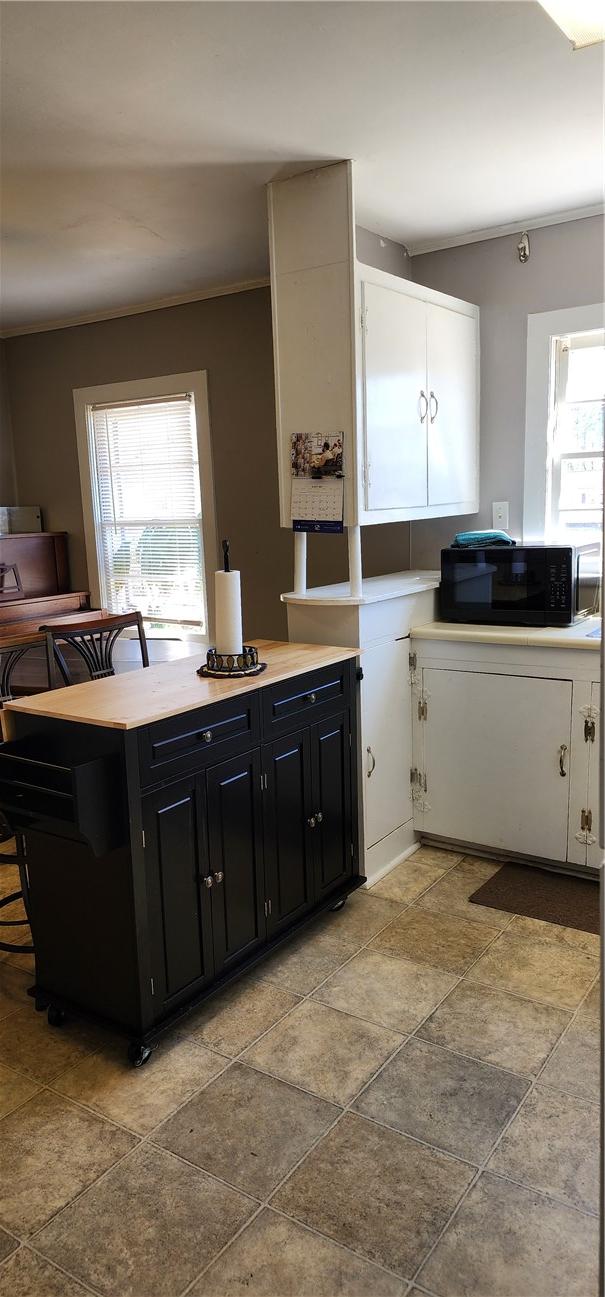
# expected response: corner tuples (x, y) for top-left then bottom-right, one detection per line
(523, 302), (605, 544)
(73, 371), (218, 639)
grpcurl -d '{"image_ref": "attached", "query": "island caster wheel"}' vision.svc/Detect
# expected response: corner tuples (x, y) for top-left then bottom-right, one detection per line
(35, 994), (50, 1013)
(47, 1005), (66, 1027)
(330, 898), (347, 912)
(128, 1041), (152, 1068)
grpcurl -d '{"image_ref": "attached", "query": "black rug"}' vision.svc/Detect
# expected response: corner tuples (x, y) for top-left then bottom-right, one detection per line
(469, 862), (600, 936)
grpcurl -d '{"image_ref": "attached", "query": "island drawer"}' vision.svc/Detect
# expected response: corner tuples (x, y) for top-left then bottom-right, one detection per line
(138, 692), (261, 786)
(261, 662), (350, 737)
(0, 738), (123, 856)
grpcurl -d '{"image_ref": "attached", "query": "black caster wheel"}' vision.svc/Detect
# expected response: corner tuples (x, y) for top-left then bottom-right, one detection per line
(330, 898), (347, 912)
(47, 1005), (66, 1027)
(35, 994), (50, 1013)
(128, 1041), (152, 1068)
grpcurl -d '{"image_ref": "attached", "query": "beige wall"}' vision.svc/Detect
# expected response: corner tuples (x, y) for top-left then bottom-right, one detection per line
(4, 287), (410, 639)
(410, 214), (605, 567)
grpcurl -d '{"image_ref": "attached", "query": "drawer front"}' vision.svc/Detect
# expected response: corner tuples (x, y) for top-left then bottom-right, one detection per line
(139, 693), (260, 786)
(262, 662), (350, 737)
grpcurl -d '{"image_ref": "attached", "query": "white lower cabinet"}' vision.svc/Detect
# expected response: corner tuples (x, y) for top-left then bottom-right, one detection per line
(415, 669), (573, 862)
(361, 638), (413, 850)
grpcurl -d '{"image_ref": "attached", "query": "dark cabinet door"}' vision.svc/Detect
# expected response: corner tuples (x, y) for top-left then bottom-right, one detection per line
(205, 749), (266, 975)
(262, 728), (315, 937)
(143, 776), (214, 1014)
(311, 711), (353, 901)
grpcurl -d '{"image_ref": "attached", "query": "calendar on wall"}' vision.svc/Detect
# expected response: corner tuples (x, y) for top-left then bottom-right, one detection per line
(290, 432), (344, 533)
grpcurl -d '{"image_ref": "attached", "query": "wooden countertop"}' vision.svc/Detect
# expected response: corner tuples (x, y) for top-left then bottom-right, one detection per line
(3, 640), (359, 732)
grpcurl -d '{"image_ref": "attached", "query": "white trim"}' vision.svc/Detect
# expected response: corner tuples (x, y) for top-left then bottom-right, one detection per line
(1, 278), (269, 340)
(73, 371), (219, 636)
(408, 204), (604, 256)
(523, 303), (605, 543)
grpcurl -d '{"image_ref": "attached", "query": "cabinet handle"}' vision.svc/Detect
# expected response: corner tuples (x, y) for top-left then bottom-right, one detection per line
(366, 745), (376, 777)
(213, 871), (224, 884)
(429, 391), (439, 423)
(419, 390), (428, 423)
(558, 744), (568, 777)
(306, 692), (317, 705)
(203, 875), (213, 888)
(200, 730), (213, 744)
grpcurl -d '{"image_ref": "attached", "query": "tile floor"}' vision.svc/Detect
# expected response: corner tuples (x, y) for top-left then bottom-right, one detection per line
(0, 844), (600, 1297)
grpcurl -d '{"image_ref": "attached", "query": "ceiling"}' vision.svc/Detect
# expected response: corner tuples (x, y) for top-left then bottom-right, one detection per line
(1, 1), (603, 333)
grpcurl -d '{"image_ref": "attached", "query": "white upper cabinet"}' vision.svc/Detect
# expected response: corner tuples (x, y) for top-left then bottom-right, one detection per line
(362, 282), (427, 511)
(268, 160), (479, 529)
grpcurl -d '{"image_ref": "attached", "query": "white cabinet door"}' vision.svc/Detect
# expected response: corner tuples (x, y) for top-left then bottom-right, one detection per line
(421, 669), (572, 861)
(361, 638), (413, 848)
(426, 303), (478, 508)
(362, 281), (427, 511)
(586, 683), (602, 869)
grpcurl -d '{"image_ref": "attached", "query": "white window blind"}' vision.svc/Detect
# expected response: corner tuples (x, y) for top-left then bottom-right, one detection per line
(88, 393), (207, 629)
(548, 329), (605, 547)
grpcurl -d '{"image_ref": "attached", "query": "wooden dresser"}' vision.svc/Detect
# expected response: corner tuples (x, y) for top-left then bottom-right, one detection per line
(0, 532), (89, 636)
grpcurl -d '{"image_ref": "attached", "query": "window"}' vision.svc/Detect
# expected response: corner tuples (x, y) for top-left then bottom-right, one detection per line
(524, 303), (605, 554)
(548, 329), (604, 545)
(74, 373), (217, 634)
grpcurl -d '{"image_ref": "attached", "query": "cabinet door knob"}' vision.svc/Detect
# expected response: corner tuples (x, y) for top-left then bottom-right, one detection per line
(203, 875), (214, 888)
(213, 871), (224, 884)
(419, 390), (428, 423)
(308, 815), (316, 828)
(306, 692), (317, 705)
(315, 810), (323, 824)
(366, 746), (376, 777)
(201, 730), (213, 744)
(558, 743), (568, 777)
(429, 391), (439, 423)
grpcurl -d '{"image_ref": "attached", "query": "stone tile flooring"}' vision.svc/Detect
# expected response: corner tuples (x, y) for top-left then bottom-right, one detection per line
(0, 845), (600, 1296)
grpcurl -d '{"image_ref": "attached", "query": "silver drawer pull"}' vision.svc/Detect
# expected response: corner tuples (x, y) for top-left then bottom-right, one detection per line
(213, 871), (224, 884)
(203, 875), (213, 888)
(306, 692), (317, 705)
(201, 730), (213, 744)
(558, 743), (568, 777)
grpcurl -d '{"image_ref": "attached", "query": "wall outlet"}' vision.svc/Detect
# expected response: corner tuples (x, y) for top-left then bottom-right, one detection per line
(492, 501), (509, 530)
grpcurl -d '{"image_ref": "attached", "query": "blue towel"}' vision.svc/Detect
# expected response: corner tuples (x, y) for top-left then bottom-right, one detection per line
(452, 530), (516, 548)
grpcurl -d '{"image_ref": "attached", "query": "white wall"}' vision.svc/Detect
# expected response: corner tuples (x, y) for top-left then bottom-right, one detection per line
(410, 214), (605, 567)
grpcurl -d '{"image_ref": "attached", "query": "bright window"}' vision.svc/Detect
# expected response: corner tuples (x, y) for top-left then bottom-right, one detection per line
(74, 373), (217, 634)
(548, 329), (604, 545)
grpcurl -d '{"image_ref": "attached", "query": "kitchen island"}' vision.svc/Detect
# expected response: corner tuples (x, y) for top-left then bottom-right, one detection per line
(0, 641), (361, 1064)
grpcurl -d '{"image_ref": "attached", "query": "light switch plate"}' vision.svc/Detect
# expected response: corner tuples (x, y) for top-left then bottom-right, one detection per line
(492, 501), (509, 529)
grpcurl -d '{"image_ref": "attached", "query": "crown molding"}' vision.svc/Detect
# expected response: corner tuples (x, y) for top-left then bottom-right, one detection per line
(0, 276), (271, 340)
(407, 204), (605, 256)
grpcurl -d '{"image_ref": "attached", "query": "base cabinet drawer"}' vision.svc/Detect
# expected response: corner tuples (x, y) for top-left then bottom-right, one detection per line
(261, 662), (350, 737)
(138, 693), (261, 786)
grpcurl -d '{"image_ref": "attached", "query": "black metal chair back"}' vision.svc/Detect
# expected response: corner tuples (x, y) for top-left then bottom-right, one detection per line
(0, 632), (46, 954)
(41, 610), (149, 687)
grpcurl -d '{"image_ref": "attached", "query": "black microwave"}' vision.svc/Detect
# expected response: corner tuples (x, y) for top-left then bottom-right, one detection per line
(440, 545), (599, 627)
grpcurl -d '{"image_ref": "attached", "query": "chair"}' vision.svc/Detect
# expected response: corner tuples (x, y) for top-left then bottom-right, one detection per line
(41, 610), (149, 687)
(0, 632), (50, 954)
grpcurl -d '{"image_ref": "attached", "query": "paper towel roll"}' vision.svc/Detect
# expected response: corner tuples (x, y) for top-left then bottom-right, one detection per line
(215, 569), (243, 657)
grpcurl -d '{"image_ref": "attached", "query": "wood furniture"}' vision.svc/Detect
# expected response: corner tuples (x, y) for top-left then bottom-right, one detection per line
(42, 610), (149, 686)
(0, 531), (91, 635)
(410, 620), (602, 873)
(268, 160), (479, 594)
(0, 642), (361, 1064)
(283, 574), (438, 885)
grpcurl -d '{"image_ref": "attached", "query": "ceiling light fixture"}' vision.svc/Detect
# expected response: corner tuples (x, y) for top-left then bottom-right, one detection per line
(538, 0), (605, 49)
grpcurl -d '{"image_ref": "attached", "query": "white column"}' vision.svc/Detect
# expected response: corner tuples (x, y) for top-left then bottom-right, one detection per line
(293, 531), (307, 596)
(348, 524), (363, 599)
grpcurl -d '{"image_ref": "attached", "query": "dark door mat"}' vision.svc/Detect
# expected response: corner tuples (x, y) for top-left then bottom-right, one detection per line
(469, 862), (600, 936)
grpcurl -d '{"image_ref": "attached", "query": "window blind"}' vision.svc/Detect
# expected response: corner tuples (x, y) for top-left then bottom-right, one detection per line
(88, 394), (206, 629)
(549, 330), (604, 546)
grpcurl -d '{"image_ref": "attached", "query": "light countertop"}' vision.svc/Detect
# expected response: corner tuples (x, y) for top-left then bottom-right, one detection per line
(282, 570), (440, 607)
(3, 640), (359, 732)
(410, 617), (602, 651)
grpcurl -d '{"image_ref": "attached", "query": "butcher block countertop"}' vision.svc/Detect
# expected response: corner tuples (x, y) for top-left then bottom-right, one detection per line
(3, 640), (359, 732)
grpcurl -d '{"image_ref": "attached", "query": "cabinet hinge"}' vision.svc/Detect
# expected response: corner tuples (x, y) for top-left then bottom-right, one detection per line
(360, 306), (367, 333)
(141, 829), (146, 849)
(580, 808), (593, 833)
(260, 772), (268, 791)
(349, 731), (352, 748)
(418, 698), (428, 721)
(411, 768), (428, 793)
(150, 977), (155, 996)
(264, 899), (272, 918)
(409, 652), (417, 673)
(584, 718), (596, 743)
(350, 841), (354, 858)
